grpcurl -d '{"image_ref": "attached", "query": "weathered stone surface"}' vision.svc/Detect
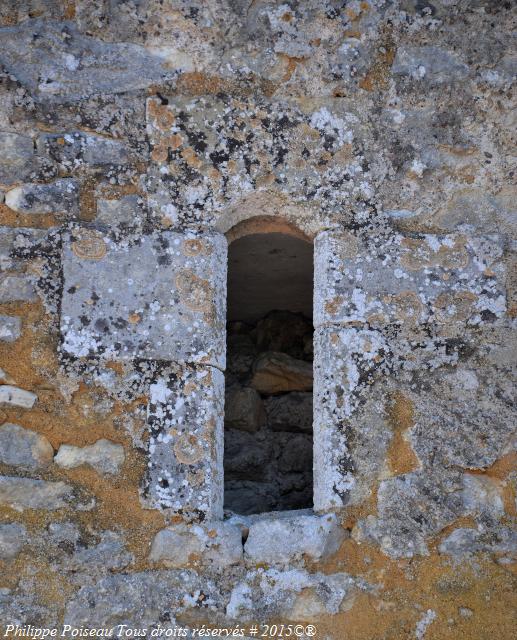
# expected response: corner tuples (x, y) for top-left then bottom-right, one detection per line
(313, 325), (389, 511)
(225, 386), (265, 433)
(0, 476), (75, 511)
(0, 315), (21, 342)
(355, 471), (465, 558)
(0, 275), (37, 303)
(38, 132), (130, 169)
(0, 132), (34, 187)
(409, 369), (515, 470)
(65, 570), (223, 626)
(5, 178), (79, 216)
(392, 46), (469, 85)
(145, 367), (224, 518)
(0, 385), (37, 409)
(96, 195), (142, 227)
(54, 439), (125, 475)
(150, 521), (243, 568)
(0, 19), (193, 104)
(69, 531), (133, 572)
(439, 526), (517, 560)
(244, 512), (345, 565)
(0, 523), (27, 559)
(60, 229), (226, 366)
(226, 568), (371, 622)
(0, 423), (54, 470)
(226, 333), (258, 376)
(314, 230), (506, 331)
(264, 392), (313, 433)
(146, 95), (358, 232)
(251, 351), (312, 394)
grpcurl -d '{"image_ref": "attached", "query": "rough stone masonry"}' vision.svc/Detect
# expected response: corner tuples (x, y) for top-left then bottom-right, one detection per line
(0, 1), (515, 638)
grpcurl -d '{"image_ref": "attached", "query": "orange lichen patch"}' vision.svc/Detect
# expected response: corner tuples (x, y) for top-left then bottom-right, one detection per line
(385, 392), (420, 476)
(175, 72), (226, 95)
(292, 539), (517, 640)
(181, 146), (203, 169)
(0, 202), (58, 228)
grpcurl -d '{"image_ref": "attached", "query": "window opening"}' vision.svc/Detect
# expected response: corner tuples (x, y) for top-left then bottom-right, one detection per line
(223, 230), (314, 515)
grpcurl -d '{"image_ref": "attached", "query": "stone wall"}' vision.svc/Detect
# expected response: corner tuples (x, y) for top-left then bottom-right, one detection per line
(0, 1), (516, 638)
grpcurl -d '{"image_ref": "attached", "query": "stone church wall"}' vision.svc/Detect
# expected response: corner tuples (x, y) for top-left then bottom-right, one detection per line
(0, 2), (515, 638)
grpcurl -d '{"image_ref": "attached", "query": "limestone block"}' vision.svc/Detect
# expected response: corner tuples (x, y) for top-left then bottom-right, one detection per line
(244, 512), (345, 565)
(54, 439), (125, 475)
(226, 568), (370, 622)
(0, 385), (37, 409)
(0, 423), (54, 470)
(0, 275), (37, 303)
(146, 95), (357, 232)
(251, 352), (313, 394)
(439, 526), (517, 560)
(5, 179), (79, 216)
(354, 471), (465, 558)
(60, 229), (227, 366)
(314, 230), (506, 331)
(0, 315), (21, 342)
(313, 326), (390, 511)
(0, 19), (191, 104)
(0, 132), (33, 187)
(0, 476), (74, 511)
(392, 46), (469, 85)
(225, 386), (265, 432)
(96, 195), (142, 227)
(38, 132), (130, 169)
(0, 523), (27, 559)
(64, 570), (224, 627)
(144, 366), (224, 518)
(264, 392), (313, 433)
(69, 531), (133, 572)
(149, 521), (243, 567)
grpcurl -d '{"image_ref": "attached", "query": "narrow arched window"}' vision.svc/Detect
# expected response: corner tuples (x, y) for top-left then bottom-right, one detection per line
(223, 219), (313, 515)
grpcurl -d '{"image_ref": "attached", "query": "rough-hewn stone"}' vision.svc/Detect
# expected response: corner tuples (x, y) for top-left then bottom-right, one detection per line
(54, 439), (125, 475)
(0, 423), (54, 469)
(5, 179), (80, 216)
(244, 512), (345, 565)
(251, 351), (313, 394)
(150, 521), (243, 568)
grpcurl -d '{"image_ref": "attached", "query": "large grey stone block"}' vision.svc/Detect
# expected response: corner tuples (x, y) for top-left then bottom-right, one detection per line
(0, 19), (192, 104)
(150, 521), (243, 567)
(244, 512), (345, 565)
(313, 325), (390, 512)
(60, 229), (227, 366)
(314, 230), (506, 331)
(144, 366), (224, 519)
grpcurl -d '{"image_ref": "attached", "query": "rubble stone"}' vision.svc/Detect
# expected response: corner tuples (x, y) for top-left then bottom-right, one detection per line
(0, 315), (21, 342)
(150, 521), (243, 568)
(0, 423), (54, 469)
(251, 352), (313, 394)
(54, 439), (125, 475)
(5, 178), (79, 216)
(244, 512), (345, 565)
